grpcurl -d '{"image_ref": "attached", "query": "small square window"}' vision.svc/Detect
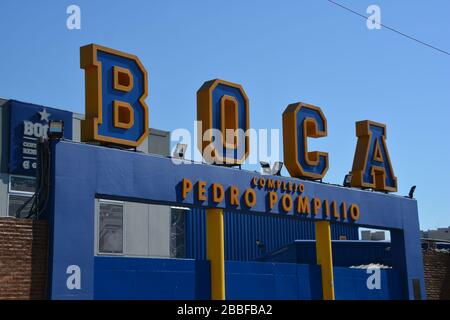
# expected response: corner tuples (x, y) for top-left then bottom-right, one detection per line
(98, 202), (123, 254)
(9, 176), (36, 194)
(8, 194), (33, 217)
(170, 207), (188, 258)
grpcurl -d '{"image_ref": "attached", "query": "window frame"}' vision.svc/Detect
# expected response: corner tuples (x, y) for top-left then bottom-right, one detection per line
(7, 193), (33, 218)
(8, 175), (36, 195)
(95, 199), (125, 256)
(170, 206), (189, 259)
(94, 200), (189, 259)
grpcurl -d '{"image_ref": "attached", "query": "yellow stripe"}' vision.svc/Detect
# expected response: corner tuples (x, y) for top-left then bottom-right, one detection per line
(206, 208), (226, 300)
(315, 220), (335, 300)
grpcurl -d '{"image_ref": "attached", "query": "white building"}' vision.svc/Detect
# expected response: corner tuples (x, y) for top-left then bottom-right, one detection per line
(421, 227), (450, 241)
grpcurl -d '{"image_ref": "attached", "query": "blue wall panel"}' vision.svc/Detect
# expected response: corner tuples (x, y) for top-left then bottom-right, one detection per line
(334, 267), (405, 300)
(92, 257), (404, 300)
(186, 209), (359, 261)
(225, 262), (404, 300)
(225, 261), (322, 300)
(94, 257), (211, 300)
(186, 208), (207, 260)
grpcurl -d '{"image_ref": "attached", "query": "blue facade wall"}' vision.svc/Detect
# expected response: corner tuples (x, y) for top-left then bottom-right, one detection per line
(94, 257), (211, 300)
(186, 209), (359, 261)
(334, 267), (405, 300)
(225, 261), (323, 300)
(48, 141), (425, 299)
(92, 257), (404, 300)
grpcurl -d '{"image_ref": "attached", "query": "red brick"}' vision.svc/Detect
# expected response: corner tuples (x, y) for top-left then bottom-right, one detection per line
(0, 218), (48, 300)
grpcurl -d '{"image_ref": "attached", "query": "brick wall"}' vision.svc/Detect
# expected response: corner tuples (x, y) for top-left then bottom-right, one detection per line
(0, 218), (48, 300)
(423, 250), (450, 300)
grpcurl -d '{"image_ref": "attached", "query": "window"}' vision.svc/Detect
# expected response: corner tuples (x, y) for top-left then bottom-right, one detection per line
(9, 176), (36, 194)
(170, 207), (188, 258)
(98, 202), (124, 254)
(8, 194), (33, 217)
(95, 201), (186, 258)
(8, 176), (36, 217)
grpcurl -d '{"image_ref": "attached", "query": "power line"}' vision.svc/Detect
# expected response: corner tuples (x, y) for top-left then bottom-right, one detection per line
(327, 0), (450, 56)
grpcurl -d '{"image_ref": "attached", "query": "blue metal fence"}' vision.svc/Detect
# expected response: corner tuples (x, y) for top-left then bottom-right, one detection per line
(186, 209), (359, 261)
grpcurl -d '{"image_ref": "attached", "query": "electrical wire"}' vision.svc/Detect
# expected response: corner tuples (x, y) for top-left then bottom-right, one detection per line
(15, 138), (52, 220)
(327, 0), (450, 56)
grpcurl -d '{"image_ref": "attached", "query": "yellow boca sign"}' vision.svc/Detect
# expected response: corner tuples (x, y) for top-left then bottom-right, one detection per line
(180, 177), (360, 222)
(80, 44), (149, 147)
(79, 44), (398, 193)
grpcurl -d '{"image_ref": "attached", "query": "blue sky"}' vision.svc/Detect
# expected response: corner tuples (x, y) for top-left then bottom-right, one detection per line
(0, 1), (449, 230)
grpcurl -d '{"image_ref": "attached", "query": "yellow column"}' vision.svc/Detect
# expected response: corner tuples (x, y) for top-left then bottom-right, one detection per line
(206, 208), (226, 300)
(315, 220), (335, 300)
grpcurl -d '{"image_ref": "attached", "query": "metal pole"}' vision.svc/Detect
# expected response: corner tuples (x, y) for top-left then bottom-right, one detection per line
(315, 220), (335, 300)
(206, 208), (226, 300)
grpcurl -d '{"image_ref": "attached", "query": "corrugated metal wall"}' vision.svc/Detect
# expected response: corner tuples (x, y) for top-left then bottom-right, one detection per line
(258, 240), (392, 266)
(186, 208), (359, 261)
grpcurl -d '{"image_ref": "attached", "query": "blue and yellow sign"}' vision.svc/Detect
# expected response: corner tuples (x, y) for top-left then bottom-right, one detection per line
(80, 44), (149, 147)
(282, 102), (329, 180)
(197, 79), (250, 165)
(8, 100), (73, 176)
(180, 176), (360, 222)
(79, 44), (397, 193)
(350, 120), (398, 192)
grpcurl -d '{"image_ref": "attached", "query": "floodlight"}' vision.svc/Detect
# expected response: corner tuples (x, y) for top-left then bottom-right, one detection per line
(259, 161), (272, 175)
(343, 172), (352, 187)
(173, 143), (187, 159)
(48, 120), (64, 140)
(272, 161), (283, 176)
